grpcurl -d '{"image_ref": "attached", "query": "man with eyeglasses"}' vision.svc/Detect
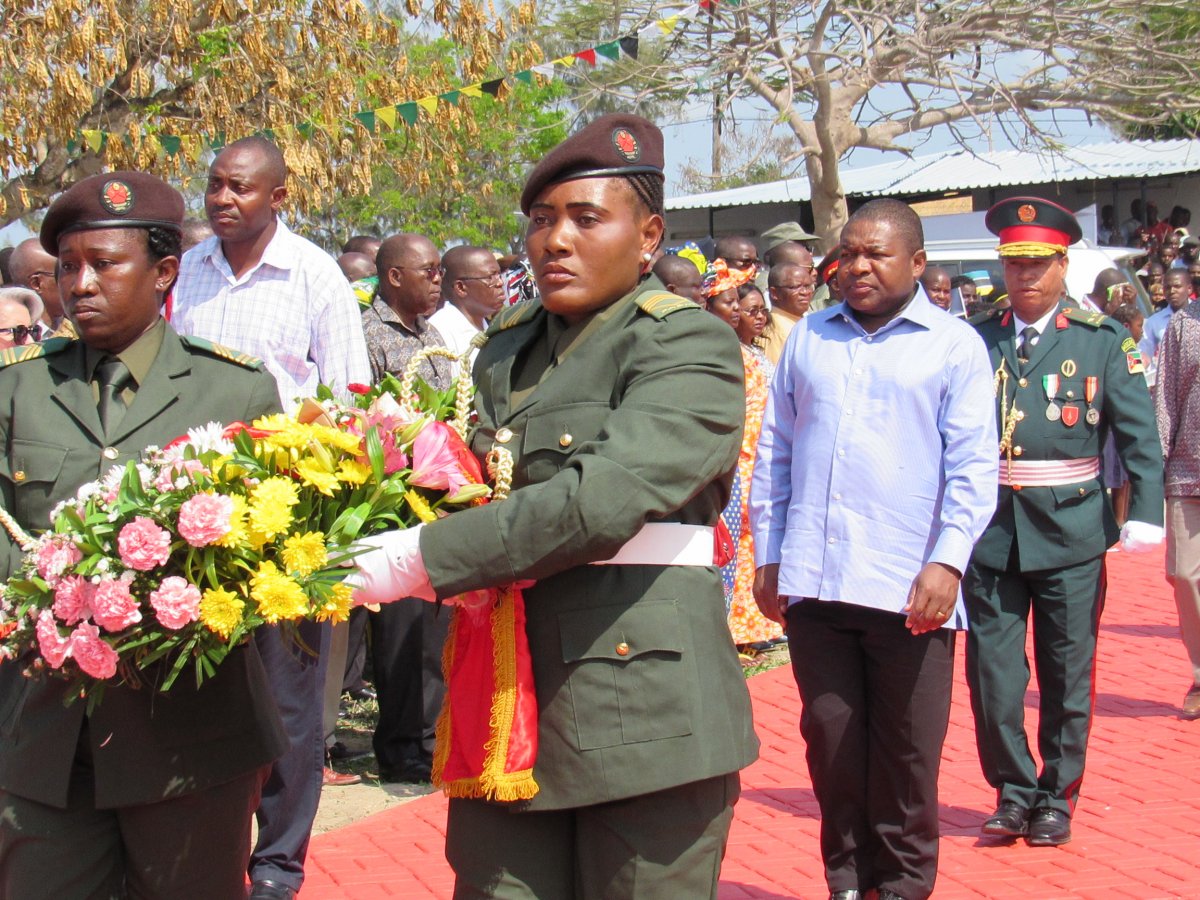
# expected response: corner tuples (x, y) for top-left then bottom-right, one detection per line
(430, 244), (506, 375)
(360, 231), (455, 787)
(172, 135), (370, 900)
(762, 262), (816, 365)
(8, 238), (69, 338)
(714, 235), (760, 274)
(0, 287), (41, 351)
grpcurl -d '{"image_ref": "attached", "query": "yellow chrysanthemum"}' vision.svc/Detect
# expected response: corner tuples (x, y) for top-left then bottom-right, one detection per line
(200, 587), (246, 639)
(336, 459), (371, 486)
(282, 531), (328, 577)
(249, 477), (299, 540)
(405, 490), (438, 523)
(295, 458), (340, 497)
(310, 425), (363, 454)
(250, 561), (310, 623)
(314, 582), (353, 624)
(215, 494), (250, 548)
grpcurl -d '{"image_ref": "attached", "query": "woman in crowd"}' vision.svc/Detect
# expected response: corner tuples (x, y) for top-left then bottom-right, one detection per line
(703, 261), (784, 655)
(736, 283), (774, 378)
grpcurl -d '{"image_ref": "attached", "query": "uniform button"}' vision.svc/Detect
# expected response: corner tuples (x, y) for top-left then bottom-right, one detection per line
(559, 433), (573, 448)
(1078, 487), (1086, 495)
(615, 642), (630, 657)
(1066, 390), (1075, 399)
(12, 470), (24, 482)
(102, 447), (119, 460)
(1013, 446), (1023, 457)
(1018, 378), (1028, 387)
(1014, 411), (1025, 422)
(495, 427), (513, 444)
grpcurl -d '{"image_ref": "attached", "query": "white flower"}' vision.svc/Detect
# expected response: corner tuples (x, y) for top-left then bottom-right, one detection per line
(184, 422), (234, 456)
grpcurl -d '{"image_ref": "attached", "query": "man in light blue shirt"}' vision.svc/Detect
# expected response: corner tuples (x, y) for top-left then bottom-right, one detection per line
(750, 199), (998, 900)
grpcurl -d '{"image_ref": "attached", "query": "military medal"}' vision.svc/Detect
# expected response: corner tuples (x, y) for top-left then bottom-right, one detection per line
(1044, 374), (1061, 421)
(1061, 359), (1077, 377)
(1085, 376), (1100, 425)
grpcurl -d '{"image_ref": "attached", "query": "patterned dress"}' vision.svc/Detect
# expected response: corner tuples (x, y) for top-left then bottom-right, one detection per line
(720, 345), (784, 646)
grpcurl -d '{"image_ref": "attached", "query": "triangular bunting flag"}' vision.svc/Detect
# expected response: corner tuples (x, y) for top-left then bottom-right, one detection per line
(397, 102), (418, 125)
(514, 70), (533, 84)
(481, 79), (504, 97)
(460, 84), (484, 99)
(181, 135), (202, 162)
(619, 36), (640, 59)
(82, 130), (105, 153)
(377, 106), (397, 130)
(596, 41), (621, 61)
(66, 138), (78, 154)
(416, 96), (438, 116)
(657, 15), (680, 34)
(440, 90), (461, 106)
(353, 110), (376, 133)
(576, 48), (597, 66)
(297, 122), (316, 139)
(554, 55), (576, 67)
(679, 3), (701, 18)
(531, 63), (555, 77)
(206, 132), (227, 150)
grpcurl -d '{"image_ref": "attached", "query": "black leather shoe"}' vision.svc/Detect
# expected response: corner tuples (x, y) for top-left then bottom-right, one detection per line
(877, 891), (907, 900)
(345, 685), (377, 702)
(981, 800), (1030, 836)
(829, 891), (861, 900)
(1026, 807), (1071, 846)
(248, 880), (297, 900)
(328, 740), (370, 761)
(379, 762), (433, 783)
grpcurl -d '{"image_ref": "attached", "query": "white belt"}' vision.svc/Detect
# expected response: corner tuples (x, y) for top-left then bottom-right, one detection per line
(591, 523), (714, 566)
(999, 457), (1100, 488)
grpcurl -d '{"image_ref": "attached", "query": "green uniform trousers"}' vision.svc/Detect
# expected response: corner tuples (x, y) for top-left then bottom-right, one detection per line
(0, 721), (267, 899)
(964, 553), (1106, 815)
(445, 773), (739, 899)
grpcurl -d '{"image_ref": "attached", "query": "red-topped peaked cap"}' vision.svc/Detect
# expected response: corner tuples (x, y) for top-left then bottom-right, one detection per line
(985, 196), (1083, 258)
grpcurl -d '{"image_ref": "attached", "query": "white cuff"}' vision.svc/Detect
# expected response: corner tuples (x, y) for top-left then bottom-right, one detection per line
(1119, 520), (1164, 554)
(345, 525), (436, 606)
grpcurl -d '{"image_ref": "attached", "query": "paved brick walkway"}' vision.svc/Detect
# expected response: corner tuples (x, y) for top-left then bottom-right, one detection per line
(301, 546), (1200, 899)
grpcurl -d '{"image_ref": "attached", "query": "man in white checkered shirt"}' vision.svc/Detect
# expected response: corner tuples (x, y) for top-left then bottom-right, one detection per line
(171, 135), (370, 900)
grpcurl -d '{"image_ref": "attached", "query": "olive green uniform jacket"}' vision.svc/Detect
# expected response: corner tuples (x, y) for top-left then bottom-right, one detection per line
(420, 278), (760, 811)
(0, 326), (287, 809)
(970, 302), (1164, 571)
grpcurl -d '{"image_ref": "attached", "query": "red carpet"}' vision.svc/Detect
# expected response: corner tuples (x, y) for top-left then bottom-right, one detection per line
(302, 546), (1200, 898)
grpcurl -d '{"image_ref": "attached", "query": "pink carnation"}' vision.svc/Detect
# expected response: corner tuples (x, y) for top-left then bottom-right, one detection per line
(90, 578), (142, 633)
(153, 458), (206, 492)
(52, 575), (94, 626)
(176, 493), (233, 547)
(35, 610), (72, 669)
(70, 622), (119, 680)
(149, 576), (202, 630)
(35, 537), (82, 583)
(117, 517), (172, 571)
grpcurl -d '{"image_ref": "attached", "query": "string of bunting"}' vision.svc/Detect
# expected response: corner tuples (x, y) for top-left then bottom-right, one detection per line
(66, 1), (736, 161)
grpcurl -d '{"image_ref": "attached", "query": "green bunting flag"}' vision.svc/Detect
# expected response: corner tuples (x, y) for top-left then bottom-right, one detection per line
(353, 110), (376, 133)
(596, 41), (621, 61)
(397, 102), (418, 126)
(514, 69), (533, 84)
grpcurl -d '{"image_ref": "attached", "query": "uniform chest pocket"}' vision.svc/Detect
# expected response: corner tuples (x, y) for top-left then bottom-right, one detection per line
(558, 599), (695, 751)
(517, 402), (612, 485)
(5, 440), (69, 529)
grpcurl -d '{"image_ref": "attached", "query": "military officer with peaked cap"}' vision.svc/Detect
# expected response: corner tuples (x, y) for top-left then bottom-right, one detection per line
(964, 196), (1164, 848)
(349, 114), (759, 898)
(0, 171), (287, 898)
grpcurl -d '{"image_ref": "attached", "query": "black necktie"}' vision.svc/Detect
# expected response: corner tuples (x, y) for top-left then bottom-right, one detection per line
(1018, 326), (1038, 374)
(95, 356), (132, 436)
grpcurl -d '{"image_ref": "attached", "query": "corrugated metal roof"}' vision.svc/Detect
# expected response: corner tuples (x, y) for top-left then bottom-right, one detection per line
(664, 139), (1200, 210)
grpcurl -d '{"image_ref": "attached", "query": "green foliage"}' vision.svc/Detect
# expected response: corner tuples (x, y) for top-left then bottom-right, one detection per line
(312, 38), (570, 252)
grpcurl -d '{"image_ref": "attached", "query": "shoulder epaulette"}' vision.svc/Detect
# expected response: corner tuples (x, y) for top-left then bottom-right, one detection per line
(485, 300), (541, 336)
(636, 290), (699, 320)
(968, 308), (1002, 327)
(180, 336), (266, 370)
(0, 337), (74, 368)
(1059, 307), (1108, 329)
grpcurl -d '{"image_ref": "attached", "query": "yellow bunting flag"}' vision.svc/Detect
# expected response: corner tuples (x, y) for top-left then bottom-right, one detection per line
(460, 84), (484, 99)
(553, 55), (576, 67)
(658, 15), (680, 33)
(416, 96), (439, 117)
(82, 130), (104, 153)
(376, 106), (397, 130)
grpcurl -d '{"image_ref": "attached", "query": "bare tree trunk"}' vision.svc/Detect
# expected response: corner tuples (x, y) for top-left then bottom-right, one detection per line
(803, 152), (848, 253)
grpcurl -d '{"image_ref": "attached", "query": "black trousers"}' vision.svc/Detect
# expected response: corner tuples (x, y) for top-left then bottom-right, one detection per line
(786, 599), (954, 900)
(370, 597), (450, 772)
(963, 554), (1106, 815)
(341, 606), (370, 693)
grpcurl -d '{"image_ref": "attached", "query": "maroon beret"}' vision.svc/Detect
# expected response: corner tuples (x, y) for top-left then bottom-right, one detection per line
(41, 171), (184, 254)
(520, 113), (664, 215)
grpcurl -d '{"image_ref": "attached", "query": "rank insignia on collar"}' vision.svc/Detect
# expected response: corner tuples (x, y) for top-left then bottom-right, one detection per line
(1056, 313), (1069, 330)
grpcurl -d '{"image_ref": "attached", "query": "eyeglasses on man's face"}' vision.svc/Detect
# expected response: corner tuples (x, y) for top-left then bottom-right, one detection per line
(457, 273), (505, 287)
(392, 264), (442, 281)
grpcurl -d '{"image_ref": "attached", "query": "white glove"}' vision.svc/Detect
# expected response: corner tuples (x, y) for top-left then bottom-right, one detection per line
(1119, 520), (1164, 554)
(343, 525), (436, 606)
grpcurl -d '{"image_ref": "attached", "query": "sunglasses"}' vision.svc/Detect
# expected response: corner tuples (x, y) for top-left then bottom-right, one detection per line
(0, 325), (36, 343)
(392, 264), (442, 281)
